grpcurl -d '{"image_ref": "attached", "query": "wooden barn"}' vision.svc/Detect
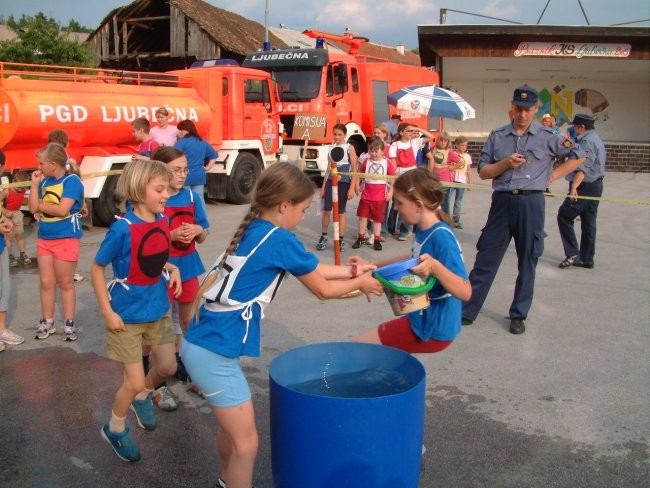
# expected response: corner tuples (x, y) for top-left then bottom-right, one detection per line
(85, 0), (288, 71)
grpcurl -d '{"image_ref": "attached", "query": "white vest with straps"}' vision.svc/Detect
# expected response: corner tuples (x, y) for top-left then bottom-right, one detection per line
(203, 227), (287, 343)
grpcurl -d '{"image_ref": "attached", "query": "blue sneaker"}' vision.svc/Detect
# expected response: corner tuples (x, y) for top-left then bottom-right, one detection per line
(101, 424), (141, 462)
(130, 397), (157, 430)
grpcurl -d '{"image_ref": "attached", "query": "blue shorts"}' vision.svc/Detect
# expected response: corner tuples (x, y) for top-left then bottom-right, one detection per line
(322, 180), (351, 213)
(180, 339), (251, 408)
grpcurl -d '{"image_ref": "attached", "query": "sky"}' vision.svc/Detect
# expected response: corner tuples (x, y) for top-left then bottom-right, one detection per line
(0, 0), (648, 49)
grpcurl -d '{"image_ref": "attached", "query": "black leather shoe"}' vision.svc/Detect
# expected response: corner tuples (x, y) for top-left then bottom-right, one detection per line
(572, 258), (594, 269)
(461, 317), (474, 326)
(509, 318), (525, 334)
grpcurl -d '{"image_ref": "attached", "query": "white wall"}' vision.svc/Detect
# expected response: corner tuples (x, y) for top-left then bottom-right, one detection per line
(441, 57), (650, 143)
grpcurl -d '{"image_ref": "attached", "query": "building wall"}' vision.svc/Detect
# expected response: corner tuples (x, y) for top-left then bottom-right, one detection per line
(441, 77), (649, 143)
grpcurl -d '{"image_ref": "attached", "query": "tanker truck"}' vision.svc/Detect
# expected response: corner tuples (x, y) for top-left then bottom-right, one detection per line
(0, 60), (284, 226)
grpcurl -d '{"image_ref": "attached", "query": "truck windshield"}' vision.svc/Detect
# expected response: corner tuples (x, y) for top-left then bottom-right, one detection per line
(273, 68), (321, 102)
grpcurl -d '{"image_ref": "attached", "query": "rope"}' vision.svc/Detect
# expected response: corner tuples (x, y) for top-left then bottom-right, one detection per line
(331, 169), (650, 207)
(2, 167), (648, 207)
(0, 169), (124, 191)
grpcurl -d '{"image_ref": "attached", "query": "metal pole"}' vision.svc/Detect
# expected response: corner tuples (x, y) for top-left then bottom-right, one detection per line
(330, 159), (341, 266)
(265, 0), (269, 44)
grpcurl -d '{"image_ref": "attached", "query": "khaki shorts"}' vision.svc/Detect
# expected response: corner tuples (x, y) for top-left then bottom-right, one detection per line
(106, 310), (175, 364)
(8, 211), (24, 236)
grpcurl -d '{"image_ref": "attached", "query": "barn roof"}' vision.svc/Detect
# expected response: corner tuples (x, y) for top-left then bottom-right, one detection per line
(93, 0), (287, 57)
(170, 0), (287, 54)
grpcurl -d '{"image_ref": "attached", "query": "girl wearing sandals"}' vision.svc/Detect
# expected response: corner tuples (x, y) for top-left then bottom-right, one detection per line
(181, 163), (383, 488)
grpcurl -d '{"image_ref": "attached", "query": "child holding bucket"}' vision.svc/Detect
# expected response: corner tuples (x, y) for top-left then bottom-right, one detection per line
(351, 167), (471, 353)
(180, 162), (383, 488)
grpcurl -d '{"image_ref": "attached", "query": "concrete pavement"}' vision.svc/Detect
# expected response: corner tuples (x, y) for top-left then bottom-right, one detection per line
(0, 172), (648, 487)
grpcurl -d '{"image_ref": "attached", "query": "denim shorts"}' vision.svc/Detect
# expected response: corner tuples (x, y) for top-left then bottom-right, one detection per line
(180, 339), (251, 408)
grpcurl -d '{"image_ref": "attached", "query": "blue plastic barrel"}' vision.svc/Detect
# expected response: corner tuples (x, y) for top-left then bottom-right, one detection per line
(269, 342), (426, 488)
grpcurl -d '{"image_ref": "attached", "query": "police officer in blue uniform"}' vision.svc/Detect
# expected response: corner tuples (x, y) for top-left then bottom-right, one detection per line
(557, 114), (606, 270)
(462, 86), (587, 334)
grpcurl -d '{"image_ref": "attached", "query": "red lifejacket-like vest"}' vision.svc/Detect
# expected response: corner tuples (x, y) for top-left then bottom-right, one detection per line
(164, 190), (196, 257)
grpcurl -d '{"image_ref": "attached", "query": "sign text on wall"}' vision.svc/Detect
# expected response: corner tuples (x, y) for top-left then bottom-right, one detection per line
(514, 42), (631, 58)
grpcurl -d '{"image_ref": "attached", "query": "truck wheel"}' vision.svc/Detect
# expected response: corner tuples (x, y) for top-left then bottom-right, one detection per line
(92, 174), (121, 227)
(227, 153), (261, 204)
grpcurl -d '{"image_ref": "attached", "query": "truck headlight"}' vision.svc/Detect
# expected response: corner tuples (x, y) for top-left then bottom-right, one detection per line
(301, 148), (319, 159)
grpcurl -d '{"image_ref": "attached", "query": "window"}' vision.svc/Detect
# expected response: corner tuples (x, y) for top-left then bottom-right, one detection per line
(326, 63), (348, 97)
(272, 68), (321, 101)
(244, 79), (269, 104)
(351, 67), (359, 92)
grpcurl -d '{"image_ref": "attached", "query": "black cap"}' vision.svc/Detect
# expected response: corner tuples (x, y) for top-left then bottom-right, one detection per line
(571, 114), (595, 126)
(391, 114), (402, 120)
(512, 86), (539, 108)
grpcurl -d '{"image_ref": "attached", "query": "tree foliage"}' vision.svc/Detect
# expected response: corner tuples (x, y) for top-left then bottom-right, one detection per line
(0, 13), (92, 66)
(63, 19), (93, 34)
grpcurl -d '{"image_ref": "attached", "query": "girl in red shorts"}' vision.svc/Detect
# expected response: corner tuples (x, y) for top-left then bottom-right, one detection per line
(149, 146), (210, 409)
(29, 143), (84, 341)
(351, 136), (396, 251)
(350, 167), (472, 353)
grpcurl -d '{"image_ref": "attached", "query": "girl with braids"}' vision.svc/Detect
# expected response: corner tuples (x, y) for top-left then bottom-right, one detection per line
(351, 167), (472, 354)
(180, 162), (383, 488)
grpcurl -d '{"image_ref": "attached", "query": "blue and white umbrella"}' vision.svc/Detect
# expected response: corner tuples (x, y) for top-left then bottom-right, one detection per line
(387, 85), (476, 121)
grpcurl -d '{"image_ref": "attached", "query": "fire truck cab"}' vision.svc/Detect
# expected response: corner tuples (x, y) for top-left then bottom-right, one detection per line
(243, 44), (441, 176)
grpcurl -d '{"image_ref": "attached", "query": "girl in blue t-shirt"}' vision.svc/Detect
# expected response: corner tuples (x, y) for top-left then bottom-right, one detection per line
(149, 146), (210, 408)
(181, 162), (383, 488)
(351, 167), (472, 353)
(174, 119), (218, 204)
(28, 143), (84, 342)
(91, 160), (182, 463)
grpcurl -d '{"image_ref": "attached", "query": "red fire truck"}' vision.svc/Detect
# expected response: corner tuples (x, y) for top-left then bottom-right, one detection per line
(0, 61), (283, 226)
(243, 32), (441, 176)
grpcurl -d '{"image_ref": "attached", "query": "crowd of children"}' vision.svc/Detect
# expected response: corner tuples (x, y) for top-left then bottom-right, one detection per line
(317, 121), (474, 251)
(0, 117), (475, 488)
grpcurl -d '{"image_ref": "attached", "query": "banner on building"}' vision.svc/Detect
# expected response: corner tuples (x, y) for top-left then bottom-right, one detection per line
(514, 42), (631, 58)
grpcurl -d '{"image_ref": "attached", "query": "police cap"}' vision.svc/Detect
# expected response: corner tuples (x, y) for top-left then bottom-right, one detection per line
(571, 114), (595, 126)
(512, 86), (539, 108)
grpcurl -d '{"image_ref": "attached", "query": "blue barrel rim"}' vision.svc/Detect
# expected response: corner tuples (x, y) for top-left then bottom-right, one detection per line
(269, 341), (426, 400)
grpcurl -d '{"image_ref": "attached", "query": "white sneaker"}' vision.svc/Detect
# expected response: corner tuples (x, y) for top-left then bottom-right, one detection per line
(0, 328), (25, 345)
(73, 273), (84, 282)
(153, 386), (178, 411)
(35, 319), (56, 340)
(63, 320), (78, 342)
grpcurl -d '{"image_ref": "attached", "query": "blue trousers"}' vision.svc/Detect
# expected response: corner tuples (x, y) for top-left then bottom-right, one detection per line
(443, 186), (466, 223)
(557, 179), (603, 265)
(463, 192), (546, 321)
(386, 203), (412, 235)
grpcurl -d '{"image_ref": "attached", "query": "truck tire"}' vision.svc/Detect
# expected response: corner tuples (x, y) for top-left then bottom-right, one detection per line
(92, 174), (121, 227)
(227, 153), (262, 204)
